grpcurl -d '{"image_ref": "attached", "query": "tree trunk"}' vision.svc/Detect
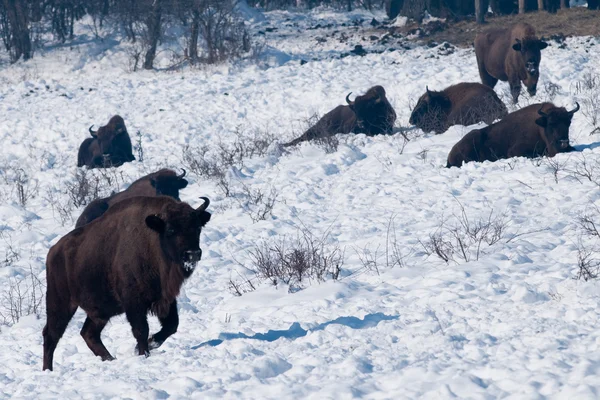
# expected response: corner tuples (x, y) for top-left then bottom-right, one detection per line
(188, 10), (200, 64)
(519, 0), (526, 13)
(560, 0), (569, 8)
(347, 0), (352, 11)
(3, 0), (32, 62)
(537, 0), (544, 10)
(475, 0), (489, 23)
(143, 0), (162, 70)
(589, 0), (599, 10)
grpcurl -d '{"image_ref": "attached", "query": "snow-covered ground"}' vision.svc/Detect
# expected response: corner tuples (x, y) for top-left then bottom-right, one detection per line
(2, 7), (600, 399)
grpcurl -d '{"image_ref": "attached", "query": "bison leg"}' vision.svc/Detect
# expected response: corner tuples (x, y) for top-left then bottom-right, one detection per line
(126, 309), (150, 357)
(80, 316), (115, 361)
(43, 305), (77, 371)
(149, 300), (179, 350)
(509, 81), (522, 104)
(476, 52), (498, 89)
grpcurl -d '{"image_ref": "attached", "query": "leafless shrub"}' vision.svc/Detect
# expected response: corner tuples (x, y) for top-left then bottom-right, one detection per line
(44, 188), (74, 226)
(565, 152), (600, 187)
(417, 148), (429, 163)
(227, 271), (257, 297)
(572, 72), (600, 134)
(542, 156), (569, 184)
(355, 214), (412, 275)
(1, 165), (39, 207)
(66, 169), (103, 208)
(125, 41), (145, 72)
(230, 226), (344, 294)
(135, 130), (144, 162)
(575, 205), (600, 281)
(576, 247), (600, 281)
(234, 182), (279, 223)
(419, 200), (512, 264)
(0, 265), (44, 326)
(542, 81), (561, 102)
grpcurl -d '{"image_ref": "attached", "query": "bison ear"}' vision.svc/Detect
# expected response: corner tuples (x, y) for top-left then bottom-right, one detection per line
(150, 178), (157, 188)
(177, 179), (188, 189)
(197, 211), (211, 227)
(535, 117), (548, 128)
(146, 215), (166, 233)
(538, 41), (548, 50)
(512, 42), (522, 52)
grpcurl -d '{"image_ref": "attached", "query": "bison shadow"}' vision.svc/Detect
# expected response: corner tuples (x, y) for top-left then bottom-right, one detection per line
(192, 312), (398, 349)
(573, 142), (600, 152)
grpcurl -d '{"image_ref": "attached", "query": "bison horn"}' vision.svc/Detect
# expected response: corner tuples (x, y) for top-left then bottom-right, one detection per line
(89, 125), (97, 136)
(537, 106), (548, 117)
(569, 102), (580, 115)
(178, 168), (187, 179)
(346, 92), (354, 105)
(197, 197), (210, 212)
(426, 86), (431, 95)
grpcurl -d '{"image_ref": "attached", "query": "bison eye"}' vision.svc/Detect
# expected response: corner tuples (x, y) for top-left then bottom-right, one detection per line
(166, 228), (176, 237)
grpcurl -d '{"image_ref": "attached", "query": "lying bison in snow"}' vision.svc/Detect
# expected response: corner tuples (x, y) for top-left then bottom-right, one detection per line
(43, 196), (211, 371)
(77, 115), (135, 168)
(409, 82), (508, 134)
(75, 169), (189, 228)
(283, 85), (397, 147)
(447, 102), (579, 168)
(475, 22), (548, 104)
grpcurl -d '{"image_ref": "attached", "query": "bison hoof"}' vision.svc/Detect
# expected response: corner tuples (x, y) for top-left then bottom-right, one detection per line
(148, 338), (162, 350)
(102, 355), (116, 362)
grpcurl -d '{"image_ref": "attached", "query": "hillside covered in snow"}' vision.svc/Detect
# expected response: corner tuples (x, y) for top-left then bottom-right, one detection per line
(1, 5), (600, 399)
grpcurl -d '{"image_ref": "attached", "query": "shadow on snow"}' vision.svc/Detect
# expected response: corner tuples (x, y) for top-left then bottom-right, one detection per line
(192, 312), (398, 349)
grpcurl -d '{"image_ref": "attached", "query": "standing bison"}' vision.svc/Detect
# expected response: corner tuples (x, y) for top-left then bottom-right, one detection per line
(283, 85), (397, 147)
(75, 169), (189, 228)
(409, 82), (508, 134)
(447, 102), (579, 168)
(42, 196), (211, 371)
(77, 115), (135, 168)
(475, 22), (548, 104)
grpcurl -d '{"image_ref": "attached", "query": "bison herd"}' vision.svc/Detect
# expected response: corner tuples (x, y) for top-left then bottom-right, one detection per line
(43, 21), (581, 371)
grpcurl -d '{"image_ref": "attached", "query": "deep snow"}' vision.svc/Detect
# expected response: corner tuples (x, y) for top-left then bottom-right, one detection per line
(1, 7), (600, 399)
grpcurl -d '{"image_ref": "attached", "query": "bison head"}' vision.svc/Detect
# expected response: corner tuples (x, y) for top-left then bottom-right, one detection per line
(346, 85), (396, 135)
(145, 197), (211, 276)
(150, 169), (188, 200)
(89, 115), (134, 167)
(512, 38), (548, 97)
(536, 103), (579, 157)
(409, 86), (451, 134)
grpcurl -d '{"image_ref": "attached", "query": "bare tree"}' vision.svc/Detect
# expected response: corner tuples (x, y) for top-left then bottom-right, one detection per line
(143, 0), (163, 69)
(1, 0), (32, 62)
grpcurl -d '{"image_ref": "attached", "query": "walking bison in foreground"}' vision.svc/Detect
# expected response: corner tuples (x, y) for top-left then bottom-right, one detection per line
(77, 115), (135, 168)
(283, 85), (397, 147)
(475, 22), (548, 104)
(446, 102), (579, 168)
(75, 169), (189, 228)
(409, 82), (508, 134)
(42, 196), (211, 371)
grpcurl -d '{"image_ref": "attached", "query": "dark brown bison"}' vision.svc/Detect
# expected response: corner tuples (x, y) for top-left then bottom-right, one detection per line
(77, 115), (135, 168)
(447, 102), (579, 168)
(75, 169), (189, 228)
(475, 23), (548, 104)
(283, 85), (397, 147)
(409, 82), (508, 134)
(42, 196), (211, 371)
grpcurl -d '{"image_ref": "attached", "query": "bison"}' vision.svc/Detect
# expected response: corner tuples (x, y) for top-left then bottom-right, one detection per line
(475, 22), (548, 104)
(75, 169), (189, 228)
(446, 102), (579, 168)
(42, 196), (211, 371)
(283, 85), (397, 147)
(409, 82), (508, 134)
(77, 115), (135, 168)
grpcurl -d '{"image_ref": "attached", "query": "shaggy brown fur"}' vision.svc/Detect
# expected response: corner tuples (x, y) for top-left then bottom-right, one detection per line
(409, 82), (508, 134)
(283, 85), (397, 147)
(475, 22), (548, 104)
(42, 196), (211, 371)
(447, 102), (579, 168)
(77, 115), (135, 168)
(75, 169), (189, 228)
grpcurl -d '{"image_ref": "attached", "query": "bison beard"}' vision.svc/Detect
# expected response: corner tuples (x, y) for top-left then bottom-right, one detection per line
(42, 196), (211, 371)
(446, 102), (579, 168)
(283, 85), (396, 147)
(75, 168), (189, 228)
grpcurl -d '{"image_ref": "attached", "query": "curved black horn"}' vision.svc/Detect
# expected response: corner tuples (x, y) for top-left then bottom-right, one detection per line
(89, 125), (97, 136)
(197, 197), (210, 212)
(346, 92), (354, 105)
(426, 86), (431, 95)
(569, 102), (580, 114)
(537, 105), (548, 117)
(177, 168), (187, 179)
